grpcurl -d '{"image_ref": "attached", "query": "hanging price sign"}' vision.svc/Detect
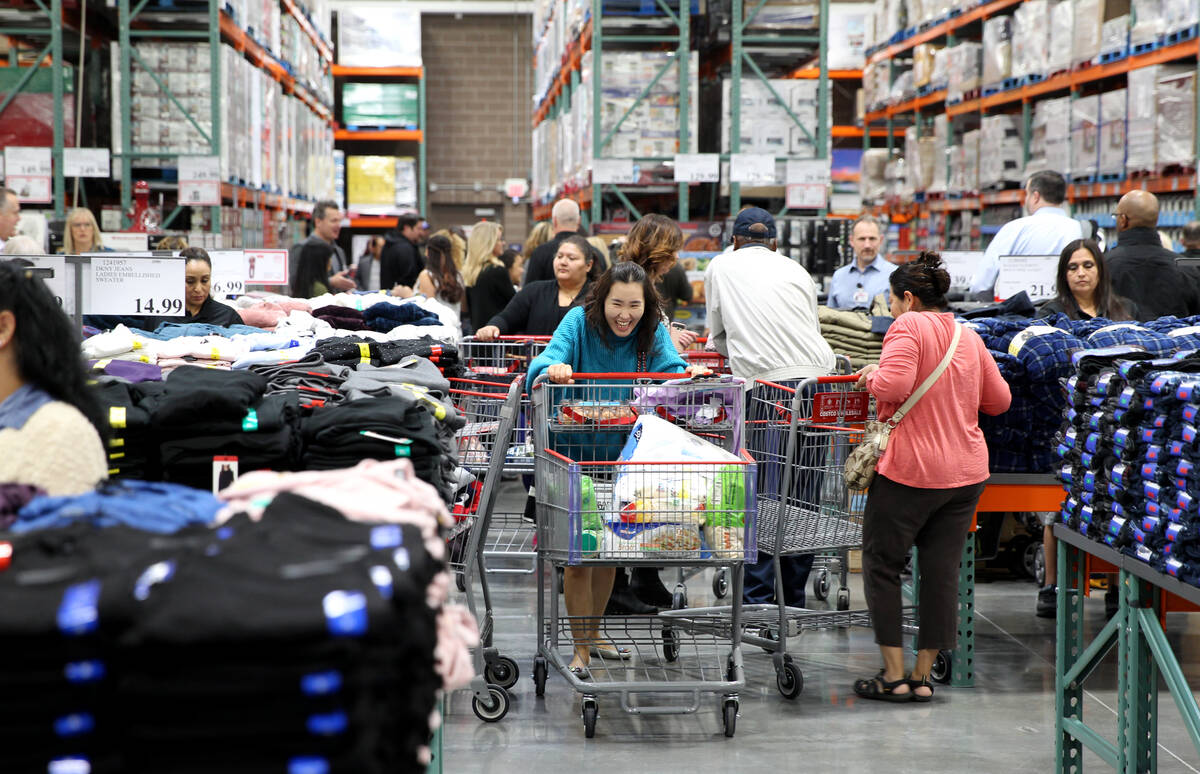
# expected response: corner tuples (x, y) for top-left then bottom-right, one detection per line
(4, 147), (52, 203)
(995, 254), (1058, 301)
(673, 154), (720, 183)
(87, 255), (185, 316)
(244, 248), (288, 285)
(940, 251), (984, 291)
(593, 159), (637, 185)
(208, 250), (248, 297)
(178, 156), (222, 206)
(63, 148), (111, 179)
(730, 153), (776, 184)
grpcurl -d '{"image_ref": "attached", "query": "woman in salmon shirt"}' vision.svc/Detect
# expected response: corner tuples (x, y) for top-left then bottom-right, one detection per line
(852, 253), (1011, 703)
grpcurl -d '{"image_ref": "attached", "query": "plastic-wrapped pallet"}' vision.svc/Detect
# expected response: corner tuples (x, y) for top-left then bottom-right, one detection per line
(1127, 65), (1159, 172)
(860, 148), (890, 203)
(982, 16), (1013, 86)
(979, 115), (1024, 188)
(1098, 89), (1127, 178)
(603, 51), (698, 160)
(337, 6), (421, 68)
(1157, 68), (1196, 170)
(928, 114), (949, 193)
(1013, 0), (1051, 79)
(890, 69), (915, 105)
(913, 43), (941, 89)
(1130, 0), (1163, 45)
(1163, 0), (1200, 34)
(946, 42), (982, 102)
(1070, 94), (1100, 181)
(905, 127), (922, 191)
(720, 77), (831, 156)
(1045, 96), (1073, 175)
(931, 47), (949, 90)
(1100, 15), (1130, 57)
(1048, 0), (1076, 73)
(1072, 0), (1104, 64)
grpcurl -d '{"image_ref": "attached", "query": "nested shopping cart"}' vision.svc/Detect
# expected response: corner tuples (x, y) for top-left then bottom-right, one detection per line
(446, 374), (525, 722)
(530, 372), (756, 738)
(456, 336), (551, 583)
(662, 374), (874, 699)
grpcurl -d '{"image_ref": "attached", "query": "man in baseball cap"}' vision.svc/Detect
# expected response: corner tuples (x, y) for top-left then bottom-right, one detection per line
(705, 206), (836, 609)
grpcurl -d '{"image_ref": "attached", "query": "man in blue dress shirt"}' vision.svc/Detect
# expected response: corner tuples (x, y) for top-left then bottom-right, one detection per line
(826, 215), (896, 309)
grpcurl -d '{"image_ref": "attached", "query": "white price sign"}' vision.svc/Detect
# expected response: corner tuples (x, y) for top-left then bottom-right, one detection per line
(102, 232), (151, 253)
(63, 148), (111, 178)
(995, 254), (1059, 301)
(20, 256), (73, 315)
(785, 183), (827, 209)
(730, 153), (776, 184)
(593, 158), (637, 185)
(940, 251), (984, 291)
(178, 156), (222, 206)
(4, 146), (52, 204)
(786, 159), (830, 185)
(86, 255), (186, 316)
(245, 248), (289, 285)
(673, 153), (720, 184)
(208, 250), (248, 297)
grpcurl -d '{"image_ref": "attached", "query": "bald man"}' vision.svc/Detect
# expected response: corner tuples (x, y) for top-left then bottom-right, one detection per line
(523, 198), (587, 286)
(1105, 190), (1200, 320)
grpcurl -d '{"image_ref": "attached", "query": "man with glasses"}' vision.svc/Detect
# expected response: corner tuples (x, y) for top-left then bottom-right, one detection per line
(1106, 189), (1200, 319)
(968, 171), (1081, 301)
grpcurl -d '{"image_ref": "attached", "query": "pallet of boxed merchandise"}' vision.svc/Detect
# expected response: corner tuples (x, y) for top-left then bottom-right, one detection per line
(1163, 0), (1200, 35)
(1072, 0), (1132, 67)
(979, 115), (1023, 188)
(1012, 0), (1050, 80)
(600, 51), (698, 161)
(945, 42), (981, 102)
(1070, 94), (1100, 181)
(1026, 96), (1071, 176)
(720, 77), (829, 158)
(1099, 15), (1130, 61)
(1156, 67), (1196, 171)
(981, 15), (1013, 89)
(912, 43), (943, 92)
(337, 6), (420, 68)
(1098, 89), (1127, 180)
(1047, 0), (1075, 74)
(1129, 0), (1163, 49)
(928, 114), (948, 193)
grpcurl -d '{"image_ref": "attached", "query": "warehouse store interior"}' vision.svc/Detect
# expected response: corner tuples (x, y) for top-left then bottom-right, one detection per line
(1, 0), (1200, 772)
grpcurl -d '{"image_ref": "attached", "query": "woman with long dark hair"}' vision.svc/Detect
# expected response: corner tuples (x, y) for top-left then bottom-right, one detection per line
(291, 241), (333, 299)
(526, 261), (708, 675)
(416, 234), (465, 312)
(1040, 238), (1137, 320)
(475, 235), (598, 341)
(620, 213), (695, 352)
(179, 247), (244, 327)
(0, 261), (107, 495)
(852, 253), (1010, 702)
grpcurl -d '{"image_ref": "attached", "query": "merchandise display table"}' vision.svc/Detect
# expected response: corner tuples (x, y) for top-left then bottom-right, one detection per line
(1054, 525), (1200, 773)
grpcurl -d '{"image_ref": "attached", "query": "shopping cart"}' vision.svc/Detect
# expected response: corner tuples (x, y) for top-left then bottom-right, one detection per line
(456, 337), (551, 582)
(446, 375), (525, 722)
(662, 375), (875, 699)
(530, 372), (755, 738)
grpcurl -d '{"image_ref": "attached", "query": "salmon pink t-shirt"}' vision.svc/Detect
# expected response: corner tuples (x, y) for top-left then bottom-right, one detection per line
(865, 311), (1011, 489)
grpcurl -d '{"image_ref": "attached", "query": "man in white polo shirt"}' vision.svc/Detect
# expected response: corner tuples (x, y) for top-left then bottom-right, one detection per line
(969, 170), (1082, 300)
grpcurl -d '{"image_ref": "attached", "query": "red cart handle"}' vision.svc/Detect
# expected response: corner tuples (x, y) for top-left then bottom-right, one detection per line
(565, 372), (705, 380)
(816, 374), (866, 384)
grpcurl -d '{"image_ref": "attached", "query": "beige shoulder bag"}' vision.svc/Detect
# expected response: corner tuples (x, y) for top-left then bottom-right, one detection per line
(843, 323), (962, 491)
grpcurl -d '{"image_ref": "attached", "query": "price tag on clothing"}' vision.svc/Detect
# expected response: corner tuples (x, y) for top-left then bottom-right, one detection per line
(208, 250), (247, 298)
(593, 159), (637, 185)
(4, 146), (52, 203)
(995, 254), (1058, 301)
(244, 248), (288, 285)
(178, 156), (222, 206)
(86, 255), (185, 316)
(940, 251), (984, 291)
(730, 153), (776, 184)
(1007, 325), (1063, 357)
(673, 154), (719, 183)
(63, 148), (111, 179)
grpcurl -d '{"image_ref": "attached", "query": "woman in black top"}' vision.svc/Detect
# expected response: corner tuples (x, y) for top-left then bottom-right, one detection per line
(475, 235), (597, 340)
(463, 221), (513, 331)
(1038, 239), (1137, 321)
(179, 247), (244, 327)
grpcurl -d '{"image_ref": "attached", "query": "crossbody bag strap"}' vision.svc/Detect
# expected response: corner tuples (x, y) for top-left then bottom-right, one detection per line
(886, 322), (962, 428)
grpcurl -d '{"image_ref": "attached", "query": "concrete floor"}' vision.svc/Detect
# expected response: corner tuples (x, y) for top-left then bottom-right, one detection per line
(443, 489), (1200, 772)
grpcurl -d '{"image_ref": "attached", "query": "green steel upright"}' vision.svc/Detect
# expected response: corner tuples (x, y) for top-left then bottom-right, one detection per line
(730, 0), (829, 217)
(0, 0), (66, 219)
(419, 72), (427, 217)
(117, 0), (221, 232)
(589, 0), (692, 225)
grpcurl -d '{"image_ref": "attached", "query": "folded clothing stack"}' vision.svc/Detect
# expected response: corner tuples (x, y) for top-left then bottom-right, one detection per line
(1055, 347), (1200, 586)
(250, 351), (352, 410)
(92, 380), (166, 481)
(313, 336), (465, 378)
(0, 472), (466, 774)
(818, 306), (886, 369)
(313, 304), (366, 331)
(362, 301), (443, 333)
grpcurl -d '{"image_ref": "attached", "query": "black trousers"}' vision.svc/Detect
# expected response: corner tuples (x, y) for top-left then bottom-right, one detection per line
(862, 474), (985, 650)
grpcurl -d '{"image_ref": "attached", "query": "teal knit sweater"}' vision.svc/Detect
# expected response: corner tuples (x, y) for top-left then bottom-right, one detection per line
(526, 306), (686, 391)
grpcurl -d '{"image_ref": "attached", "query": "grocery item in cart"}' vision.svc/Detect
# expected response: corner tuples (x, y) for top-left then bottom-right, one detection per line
(558, 400), (638, 426)
(632, 376), (745, 448)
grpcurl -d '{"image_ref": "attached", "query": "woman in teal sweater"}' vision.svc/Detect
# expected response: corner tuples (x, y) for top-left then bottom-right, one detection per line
(528, 261), (706, 675)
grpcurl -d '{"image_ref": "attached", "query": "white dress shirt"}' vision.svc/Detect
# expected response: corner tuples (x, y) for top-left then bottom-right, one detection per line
(969, 206), (1083, 296)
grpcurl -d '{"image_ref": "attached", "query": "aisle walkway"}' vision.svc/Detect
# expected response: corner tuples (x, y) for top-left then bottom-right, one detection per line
(444, 518), (1200, 771)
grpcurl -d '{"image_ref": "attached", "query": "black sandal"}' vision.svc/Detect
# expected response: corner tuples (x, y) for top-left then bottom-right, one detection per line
(908, 675), (934, 702)
(853, 669), (913, 703)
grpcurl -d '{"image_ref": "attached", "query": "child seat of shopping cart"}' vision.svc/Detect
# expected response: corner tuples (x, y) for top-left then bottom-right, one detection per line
(531, 371), (756, 738)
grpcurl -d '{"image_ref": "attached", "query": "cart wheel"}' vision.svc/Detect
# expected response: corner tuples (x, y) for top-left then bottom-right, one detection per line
(455, 571), (467, 593)
(1023, 538), (1042, 580)
(777, 660), (803, 699)
(836, 588), (850, 611)
(533, 657), (548, 697)
(931, 650), (953, 685)
(556, 567), (565, 594)
(471, 685), (510, 723)
(1033, 544), (1047, 587)
(671, 587), (687, 611)
(662, 627), (679, 662)
(812, 568), (831, 601)
(582, 699), (598, 738)
(712, 569), (729, 599)
(485, 655), (520, 690)
(722, 699), (739, 738)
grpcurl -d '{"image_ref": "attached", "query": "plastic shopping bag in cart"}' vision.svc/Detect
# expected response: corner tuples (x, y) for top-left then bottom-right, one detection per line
(632, 376), (745, 448)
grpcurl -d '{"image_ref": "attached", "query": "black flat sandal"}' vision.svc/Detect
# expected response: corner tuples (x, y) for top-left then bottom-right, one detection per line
(908, 675), (934, 702)
(853, 669), (913, 703)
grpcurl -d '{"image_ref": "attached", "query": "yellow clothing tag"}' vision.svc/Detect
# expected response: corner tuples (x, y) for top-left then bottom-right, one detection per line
(109, 438), (125, 448)
(109, 406), (127, 429)
(108, 468), (120, 476)
(132, 341), (142, 350)
(358, 343), (371, 364)
(211, 347), (221, 360)
(109, 452), (125, 461)
(95, 358), (112, 370)
(139, 356), (151, 364)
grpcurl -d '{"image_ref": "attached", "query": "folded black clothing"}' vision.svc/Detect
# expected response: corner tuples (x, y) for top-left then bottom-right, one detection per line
(155, 392), (301, 439)
(313, 304), (366, 325)
(313, 336), (463, 377)
(158, 427), (297, 489)
(363, 301), (442, 332)
(151, 366), (268, 425)
(301, 397), (444, 457)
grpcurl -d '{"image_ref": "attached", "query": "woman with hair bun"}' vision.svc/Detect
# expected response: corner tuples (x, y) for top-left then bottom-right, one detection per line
(851, 252), (1011, 704)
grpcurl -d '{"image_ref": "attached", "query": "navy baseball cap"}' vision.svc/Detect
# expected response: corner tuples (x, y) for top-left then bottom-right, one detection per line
(732, 207), (776, 239)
